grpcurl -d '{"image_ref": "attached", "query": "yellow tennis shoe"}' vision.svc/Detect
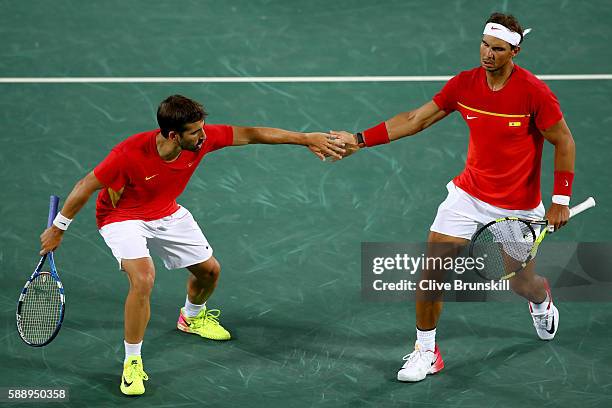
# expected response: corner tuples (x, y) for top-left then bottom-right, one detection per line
(177, 308), (231, 340)
(120, 356), (148, 396)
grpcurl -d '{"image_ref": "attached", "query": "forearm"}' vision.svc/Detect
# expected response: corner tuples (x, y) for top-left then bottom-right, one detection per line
(40, 172), (102, 253)
(59, 176), (99, 219)
(542, 121), (576, 205)
(546, 135), (575, 227)
(552, 136), (575, 172)
(357, 101), (447, 146)
(386, 110), (426, 141)
(241, 127), (307, 145)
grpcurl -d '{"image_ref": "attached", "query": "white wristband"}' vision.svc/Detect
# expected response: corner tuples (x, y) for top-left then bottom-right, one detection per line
(53, 213), (73, 231)
(552, 195), (570, 206)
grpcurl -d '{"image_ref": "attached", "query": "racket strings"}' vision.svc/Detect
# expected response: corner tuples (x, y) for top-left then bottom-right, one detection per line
(472, 220), (535, 280)
(18, 273), (62, 344)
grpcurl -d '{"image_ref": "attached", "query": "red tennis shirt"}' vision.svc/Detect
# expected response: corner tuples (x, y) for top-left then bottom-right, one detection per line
(433, 65), (563, 210)
(93, 124), (233, 228)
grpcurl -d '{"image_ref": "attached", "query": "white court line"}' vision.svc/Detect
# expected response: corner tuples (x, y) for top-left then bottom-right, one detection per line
(0, 75), (611, 83)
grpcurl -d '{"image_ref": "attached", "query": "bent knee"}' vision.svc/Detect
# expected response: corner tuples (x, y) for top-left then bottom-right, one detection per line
(123, 259), (156, 294)
(208, 258), (221, 279)
(132, 273), (155, 294)
(190, 257), (221, 280)
(427, 231), (468, 258)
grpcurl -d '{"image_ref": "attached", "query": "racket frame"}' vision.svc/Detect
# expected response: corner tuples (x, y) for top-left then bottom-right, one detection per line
(469, 197), (596, 281)
(16, 195), (66, 347)
(470, 217), (547, 280)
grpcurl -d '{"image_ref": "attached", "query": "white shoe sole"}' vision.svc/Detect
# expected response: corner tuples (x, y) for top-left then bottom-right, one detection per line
(397, 370), (427, 382)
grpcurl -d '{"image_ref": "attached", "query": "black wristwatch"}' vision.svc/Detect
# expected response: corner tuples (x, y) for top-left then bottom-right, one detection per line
(355, 132), (365, 146)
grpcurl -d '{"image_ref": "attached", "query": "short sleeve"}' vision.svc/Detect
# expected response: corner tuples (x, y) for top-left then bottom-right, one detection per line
(532, 85), (563, 131)
(203, 124), (234, 152)
(433, 75), (461, 113)
(93, 149), (128, 191)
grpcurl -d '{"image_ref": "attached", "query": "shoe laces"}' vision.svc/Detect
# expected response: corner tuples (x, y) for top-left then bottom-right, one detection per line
(204, 309), (222, 326)
(532, 312), (550, 330)
(126, 361), (148, 381)
(402, 344), (426, 364)
(191, 309), (221, 329)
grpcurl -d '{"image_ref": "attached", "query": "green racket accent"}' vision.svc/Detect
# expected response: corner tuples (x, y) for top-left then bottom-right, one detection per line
(527, 227), (549, 261)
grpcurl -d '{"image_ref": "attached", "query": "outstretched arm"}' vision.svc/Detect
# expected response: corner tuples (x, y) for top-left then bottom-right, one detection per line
(385, 101), (449, 141)
(231, 126), (346, 160)
(39, 171), (105, 255)
(331, 100), (448, 158)
(541, 118), (576, 230)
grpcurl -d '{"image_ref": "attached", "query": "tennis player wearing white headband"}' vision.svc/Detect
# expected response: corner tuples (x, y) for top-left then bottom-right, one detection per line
(330, 12), (576, 382)
(483, 22), (531, 47)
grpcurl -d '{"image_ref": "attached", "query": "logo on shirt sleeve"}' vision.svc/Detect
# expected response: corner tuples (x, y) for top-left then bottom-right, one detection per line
(508, 121), (522, 127)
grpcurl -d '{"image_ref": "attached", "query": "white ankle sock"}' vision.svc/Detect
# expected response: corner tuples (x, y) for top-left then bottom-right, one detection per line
(416, 328), (436, 351)
(531, 292), (550, 314)
(184, 295), (205, 318)
(124, 340), (142, 363)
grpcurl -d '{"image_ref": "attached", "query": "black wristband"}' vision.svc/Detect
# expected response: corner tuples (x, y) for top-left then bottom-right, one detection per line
(355, 132), (365, 145)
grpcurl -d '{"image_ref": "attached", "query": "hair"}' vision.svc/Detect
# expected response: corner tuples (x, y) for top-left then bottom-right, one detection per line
(486, 12), (524, 48)
(156, 95), (207, 138)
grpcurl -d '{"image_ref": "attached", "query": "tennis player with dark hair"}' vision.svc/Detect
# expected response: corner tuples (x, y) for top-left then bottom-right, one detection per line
(332, 12), (576, 382)
(39, 94), (345, 395)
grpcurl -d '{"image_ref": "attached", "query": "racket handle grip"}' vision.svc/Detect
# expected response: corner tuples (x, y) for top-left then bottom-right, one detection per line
(48, 195), (60, 228)
(569, 196), (596, 218)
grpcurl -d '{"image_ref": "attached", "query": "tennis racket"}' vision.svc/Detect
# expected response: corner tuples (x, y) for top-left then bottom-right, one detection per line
(469, 197), (596, 281)
(16, 195), (66, 347)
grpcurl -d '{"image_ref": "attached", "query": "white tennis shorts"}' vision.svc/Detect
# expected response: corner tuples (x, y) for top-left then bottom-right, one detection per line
(430, 181), (545, 240)
(99, 206), (213, 270)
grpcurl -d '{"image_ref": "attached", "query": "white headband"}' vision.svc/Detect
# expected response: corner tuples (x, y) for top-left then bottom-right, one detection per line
(483, 22), (531, 47)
